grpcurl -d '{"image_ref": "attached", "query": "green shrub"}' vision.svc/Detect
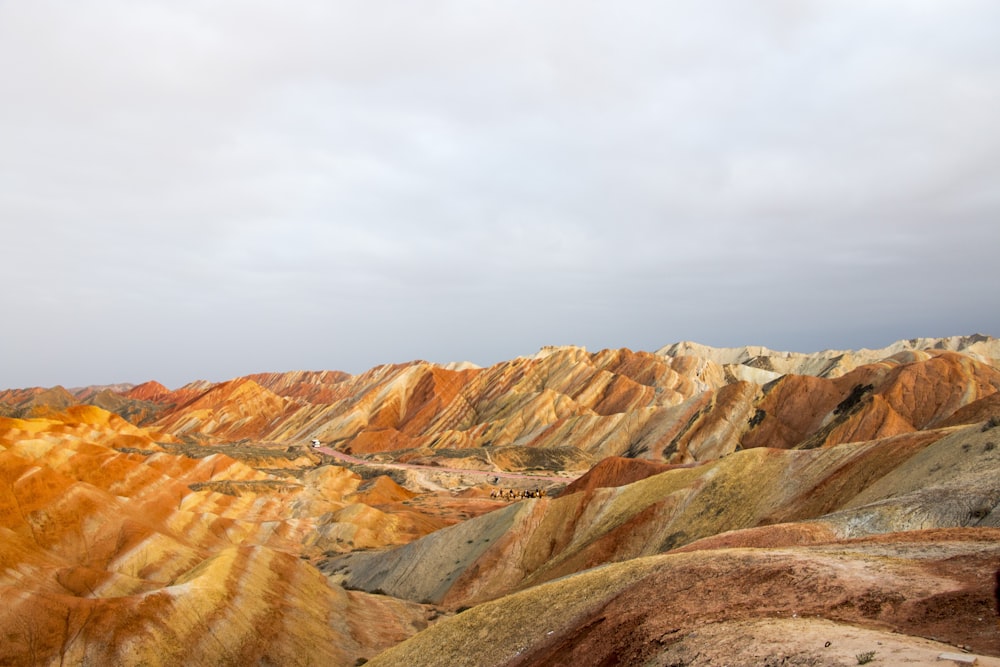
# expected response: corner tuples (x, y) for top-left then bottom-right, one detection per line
(835, 384), (874, 415)
(856, 650), (876, 664)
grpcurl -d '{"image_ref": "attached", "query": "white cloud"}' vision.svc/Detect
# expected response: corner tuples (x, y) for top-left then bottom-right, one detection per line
(1, 0), (999, 387)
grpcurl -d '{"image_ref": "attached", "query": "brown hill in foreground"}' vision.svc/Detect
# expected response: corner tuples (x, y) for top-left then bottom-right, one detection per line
(367, 529), (1000, 667)
(2, 336), (1000, 665)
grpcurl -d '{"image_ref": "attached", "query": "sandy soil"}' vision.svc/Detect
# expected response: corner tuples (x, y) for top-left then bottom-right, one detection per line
(651, 617), (1000, 667)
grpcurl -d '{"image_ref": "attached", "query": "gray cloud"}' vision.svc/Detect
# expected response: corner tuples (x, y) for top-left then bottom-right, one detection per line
(2, 1), (999, 388)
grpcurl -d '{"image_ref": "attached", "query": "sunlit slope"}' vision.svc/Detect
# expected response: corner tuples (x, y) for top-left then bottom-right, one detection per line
(0, 408), (455, 665)
(326, 420), (999, 609)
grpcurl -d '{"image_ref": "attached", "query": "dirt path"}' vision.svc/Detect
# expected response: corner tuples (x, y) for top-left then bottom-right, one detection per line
(313, 446), (576, 484)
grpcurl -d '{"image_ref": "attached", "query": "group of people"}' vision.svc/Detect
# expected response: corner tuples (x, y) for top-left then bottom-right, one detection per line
(490, 487), (547, 500)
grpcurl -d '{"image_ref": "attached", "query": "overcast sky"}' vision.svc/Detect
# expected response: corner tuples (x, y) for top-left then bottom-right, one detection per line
(2, 1), (999, 389)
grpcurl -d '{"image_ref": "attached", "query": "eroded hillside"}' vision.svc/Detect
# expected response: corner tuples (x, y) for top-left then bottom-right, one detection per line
(0, 408), (505, 665)
(1, 335), (998, 665)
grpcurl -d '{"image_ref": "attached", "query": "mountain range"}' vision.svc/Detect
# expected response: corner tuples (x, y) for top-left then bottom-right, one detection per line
(1, 334), (998, 665)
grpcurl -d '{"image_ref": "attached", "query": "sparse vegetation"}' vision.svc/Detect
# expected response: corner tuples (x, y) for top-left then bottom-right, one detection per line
(187, 480), (301, 496)
(856, 650), (876, 664)
(5, 337), (1000, 665)
(160, 440), (307, 461)
(114, 447), (160, 456)
(835, 384), (874, 415)
(353, 466), (409, 486)
(969, 506), (990, 521)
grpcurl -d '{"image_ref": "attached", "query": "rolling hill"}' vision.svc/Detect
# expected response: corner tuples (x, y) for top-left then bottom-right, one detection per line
(1, 335), (998, 665)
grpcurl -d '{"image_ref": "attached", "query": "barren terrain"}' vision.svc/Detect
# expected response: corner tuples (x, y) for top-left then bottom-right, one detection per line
(1, 335), (998, 665)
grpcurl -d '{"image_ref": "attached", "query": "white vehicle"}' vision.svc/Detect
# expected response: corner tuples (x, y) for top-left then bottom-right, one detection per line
(310, 438), (321, 448)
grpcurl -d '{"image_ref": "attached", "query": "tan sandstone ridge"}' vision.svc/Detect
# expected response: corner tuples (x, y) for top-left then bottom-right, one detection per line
(0, 334), (998, 665)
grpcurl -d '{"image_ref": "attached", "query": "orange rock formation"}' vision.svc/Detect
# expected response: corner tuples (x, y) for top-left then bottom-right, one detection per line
(1, 335), (998, 665)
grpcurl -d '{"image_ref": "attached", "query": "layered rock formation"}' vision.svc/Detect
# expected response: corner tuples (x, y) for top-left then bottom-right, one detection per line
(0, 407), (492, 665)
(1, 335), (998, 665)
(323, 422), (1000, 608)
(6, 335), (997, 472)
(367, 529), (1000, 667)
